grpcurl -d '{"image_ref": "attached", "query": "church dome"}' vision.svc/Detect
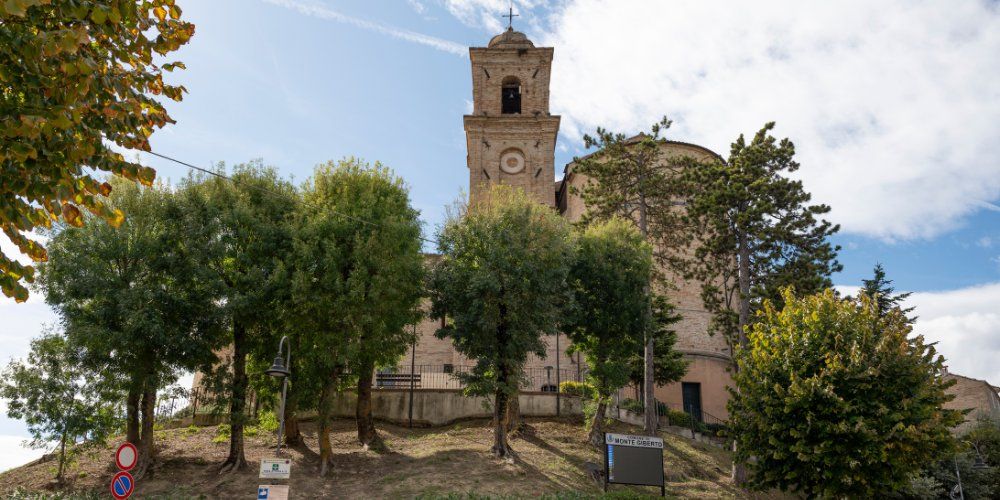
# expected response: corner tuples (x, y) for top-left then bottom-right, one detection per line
(488, 28), (535, 49)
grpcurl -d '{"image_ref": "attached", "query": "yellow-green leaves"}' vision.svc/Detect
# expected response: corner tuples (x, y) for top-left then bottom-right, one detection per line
(729, 288), (963, 498)
(2, 0), (50, 17)
(1, 0), (192, 301)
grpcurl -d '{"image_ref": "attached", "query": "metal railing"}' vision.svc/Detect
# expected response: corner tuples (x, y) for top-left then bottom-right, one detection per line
(374, 364), (580, 392)
(612, 393), (729, 438)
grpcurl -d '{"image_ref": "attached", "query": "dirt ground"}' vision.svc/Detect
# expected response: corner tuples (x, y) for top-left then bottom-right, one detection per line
(0, 417), (748, 499)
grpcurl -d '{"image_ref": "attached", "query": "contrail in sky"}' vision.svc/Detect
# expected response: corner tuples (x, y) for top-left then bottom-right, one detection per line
(262, 0), (467, 57)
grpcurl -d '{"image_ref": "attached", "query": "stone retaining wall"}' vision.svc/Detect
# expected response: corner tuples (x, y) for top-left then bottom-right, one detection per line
(190, 389), (582, 427)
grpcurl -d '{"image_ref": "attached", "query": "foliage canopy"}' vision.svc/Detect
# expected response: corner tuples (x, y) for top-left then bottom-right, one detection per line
(429, 185), (574, 457)
(1, 0), (193, 301)
(729, 288), (962, 498)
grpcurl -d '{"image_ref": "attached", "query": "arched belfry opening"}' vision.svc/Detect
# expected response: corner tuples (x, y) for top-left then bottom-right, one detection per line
(501, 76), (521, 114)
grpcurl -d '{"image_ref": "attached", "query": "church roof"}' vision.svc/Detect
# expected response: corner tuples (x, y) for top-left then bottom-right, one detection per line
(488, 28), (535, 49)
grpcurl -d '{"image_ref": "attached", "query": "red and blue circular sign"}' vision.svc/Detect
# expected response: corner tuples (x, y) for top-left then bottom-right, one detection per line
(110, 471), (134, 499)
(115, 442), (138, 471)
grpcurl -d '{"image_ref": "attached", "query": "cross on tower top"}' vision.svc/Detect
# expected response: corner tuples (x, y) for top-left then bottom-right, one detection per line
(502, 6), (519, 29)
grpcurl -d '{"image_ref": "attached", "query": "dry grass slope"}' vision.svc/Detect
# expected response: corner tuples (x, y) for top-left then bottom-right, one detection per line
(0, 417), (749, 499)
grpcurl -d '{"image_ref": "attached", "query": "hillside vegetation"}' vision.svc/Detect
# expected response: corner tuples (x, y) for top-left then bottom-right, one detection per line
(0, 417), (748, 499)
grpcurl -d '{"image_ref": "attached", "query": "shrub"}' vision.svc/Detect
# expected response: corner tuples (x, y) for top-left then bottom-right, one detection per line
(619, 398), (644, 414)
(212, 424), (230, 443)
(559, 381), (596, 400)
(257, 410), (279, 433)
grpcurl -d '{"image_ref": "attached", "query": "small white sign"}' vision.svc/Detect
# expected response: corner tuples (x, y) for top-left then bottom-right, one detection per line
(257, 484), (288, 500)
(605, 432), (664, 449)
(258, 458), (291, 479)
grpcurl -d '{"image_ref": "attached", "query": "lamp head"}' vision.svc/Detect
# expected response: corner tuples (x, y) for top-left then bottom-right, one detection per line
(265, 356), (291, 378)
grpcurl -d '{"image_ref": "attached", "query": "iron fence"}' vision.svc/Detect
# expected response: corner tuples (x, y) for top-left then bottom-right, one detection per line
(375, 364), (580, 392)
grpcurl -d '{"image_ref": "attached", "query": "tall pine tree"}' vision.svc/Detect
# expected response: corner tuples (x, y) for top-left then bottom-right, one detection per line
(681, 122), (841, 482)
(860, 263), (916, 322)
(571, 117), (687, 435)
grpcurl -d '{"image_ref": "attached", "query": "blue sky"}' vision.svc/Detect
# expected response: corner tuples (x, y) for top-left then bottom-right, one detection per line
(2, 0), (999, 470)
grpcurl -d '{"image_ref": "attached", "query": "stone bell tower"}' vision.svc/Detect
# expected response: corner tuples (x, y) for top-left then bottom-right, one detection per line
(463, 27), (561, 207)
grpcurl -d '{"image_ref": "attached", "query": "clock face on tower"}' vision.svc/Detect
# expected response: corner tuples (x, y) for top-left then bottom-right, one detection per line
(500, 149), (525, 174)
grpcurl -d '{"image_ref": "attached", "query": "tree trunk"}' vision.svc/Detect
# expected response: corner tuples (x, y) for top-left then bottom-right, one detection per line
(317, 365), (341, 476)
(283, 384), (302, 447)
(492, 299), (513, 459)
(731, 231), (751, 485)
(588, 398), (608, 448)
(504, 389), (521, 434)
(492, 381), (512, 459)
(636, 160), (657, 436)
(356, 360), (379, 449)
(126, 386), (141, 445)
(220, 320), (249, 473)
(133, 383), (156, 479)
(57, 425), (67, 481)
(643, 332), (656, 434)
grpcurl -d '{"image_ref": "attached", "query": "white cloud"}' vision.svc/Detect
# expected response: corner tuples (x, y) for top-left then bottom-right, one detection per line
(407, 0), (427, 15)
(447, 0), (1000, 240)
(0, 435), (47, 473)
(444, 0), (551, 34)
(261, 0), (467, 56)
(838, 282), (1000, 385)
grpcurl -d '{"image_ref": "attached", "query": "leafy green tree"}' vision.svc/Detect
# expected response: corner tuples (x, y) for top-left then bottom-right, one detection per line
(894, 417), (1000, 499)
(429, 185), (574, 459)
(290, 158), (424, 473)
(177, 162), (297, 472)
(729, 288), (962, 498)
(571, 117), (687, 435)
(861, 263), (916, 323)
(0, 330), (116, 481)
(566, 218), (678, 446)
(626, 295), (687, 400)
(1, 0), (193, 302)
(37, 179), (221, 477)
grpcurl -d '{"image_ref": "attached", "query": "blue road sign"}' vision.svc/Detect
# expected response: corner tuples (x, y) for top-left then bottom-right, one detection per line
(110, 471), (134, 499)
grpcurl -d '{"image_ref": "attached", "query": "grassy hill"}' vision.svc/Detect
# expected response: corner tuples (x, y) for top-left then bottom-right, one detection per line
(0, 417), (750, 499)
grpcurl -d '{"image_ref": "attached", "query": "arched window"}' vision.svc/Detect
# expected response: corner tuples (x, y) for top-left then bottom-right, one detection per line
(501, 76), (521, 114)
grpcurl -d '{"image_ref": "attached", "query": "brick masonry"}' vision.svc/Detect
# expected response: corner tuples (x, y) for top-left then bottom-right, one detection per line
(943, 372), (1000, 433)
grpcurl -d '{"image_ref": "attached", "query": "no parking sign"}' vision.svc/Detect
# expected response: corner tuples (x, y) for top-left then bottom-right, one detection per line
(110, 442), (138, 499)
(110, 471), (134, 499)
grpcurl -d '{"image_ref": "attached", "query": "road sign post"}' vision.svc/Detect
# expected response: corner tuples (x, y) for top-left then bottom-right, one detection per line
(110, 471), (135, 499)
(110, 443), (138, 499)
(603, 432), (665, 497)
(259, 457), (291, 498)
(115, 442), (137, 471)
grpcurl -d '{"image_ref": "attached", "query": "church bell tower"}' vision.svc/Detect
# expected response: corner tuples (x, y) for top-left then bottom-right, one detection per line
(463, 26), (560, 207)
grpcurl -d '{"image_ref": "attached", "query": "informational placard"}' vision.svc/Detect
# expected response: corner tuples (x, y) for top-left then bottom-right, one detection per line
(259, 458), (291, 479)
(604, 432), (665, 496)
(257, 484), (289, 500)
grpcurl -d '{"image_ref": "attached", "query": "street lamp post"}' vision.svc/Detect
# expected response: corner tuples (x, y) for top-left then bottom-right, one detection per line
(952, 439), (991, 500)
(264, 336), (291, 455)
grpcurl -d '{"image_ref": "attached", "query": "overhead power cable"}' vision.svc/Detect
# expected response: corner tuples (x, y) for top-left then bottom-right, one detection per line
(145, 150), (718, 316)
(146, 150), (440, 247)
